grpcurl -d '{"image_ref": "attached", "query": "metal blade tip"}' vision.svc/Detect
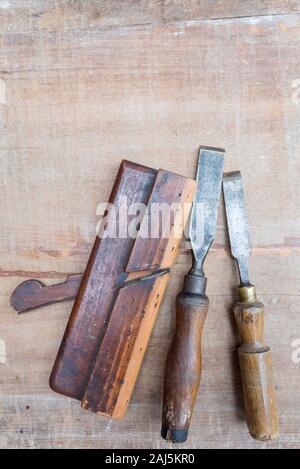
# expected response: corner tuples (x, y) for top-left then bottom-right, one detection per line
(223, 171), (241, 181)
(222, 170), (251, 286)
(200, 146), (225, 156)
(189, 145), (225, 274)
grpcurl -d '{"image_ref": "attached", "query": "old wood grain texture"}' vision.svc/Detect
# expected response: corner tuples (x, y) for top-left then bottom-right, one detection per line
(1, 1), (300, 34)
(0, 1), (300, 449)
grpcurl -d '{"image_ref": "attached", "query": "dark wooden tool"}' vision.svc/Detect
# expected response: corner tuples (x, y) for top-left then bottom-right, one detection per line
(223, 172), (279, 441)
(49, 160), (196, 419)
(11, 275), (82, 314)
(162, 147), (225, 443)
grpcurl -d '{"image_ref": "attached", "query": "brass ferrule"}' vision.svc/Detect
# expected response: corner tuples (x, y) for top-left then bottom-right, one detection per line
(237, 285), (257, 303)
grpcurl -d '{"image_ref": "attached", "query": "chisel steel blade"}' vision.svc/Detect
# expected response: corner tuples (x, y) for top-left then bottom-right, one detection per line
(223, 171), (251, 286)
(117, 268), (171, 290)
(190, 147), (225, 274)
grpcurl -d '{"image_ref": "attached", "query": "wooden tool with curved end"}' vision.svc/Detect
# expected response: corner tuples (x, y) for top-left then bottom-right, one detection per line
(10, 275), (82, 314)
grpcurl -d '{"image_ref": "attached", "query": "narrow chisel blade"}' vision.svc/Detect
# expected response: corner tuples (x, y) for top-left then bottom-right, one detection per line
(189, 147), (225, 274)
(223, 171), (251, 286)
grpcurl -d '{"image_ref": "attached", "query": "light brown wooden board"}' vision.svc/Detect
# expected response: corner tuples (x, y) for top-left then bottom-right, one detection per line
(0, 1), (300, 449)
(1, 1), (300, 34)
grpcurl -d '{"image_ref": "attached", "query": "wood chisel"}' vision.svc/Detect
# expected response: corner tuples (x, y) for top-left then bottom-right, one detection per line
(223, 171), (279, 441)
(161, 147), (225, 443)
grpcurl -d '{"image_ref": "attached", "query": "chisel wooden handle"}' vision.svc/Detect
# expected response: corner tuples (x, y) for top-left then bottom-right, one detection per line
(162, 275), (208, 443)
(234, 286), (279, 441)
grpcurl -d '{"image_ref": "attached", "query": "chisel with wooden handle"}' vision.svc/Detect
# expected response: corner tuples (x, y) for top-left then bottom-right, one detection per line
(161, 147), (225, 443)
(223, 171), (279, 441)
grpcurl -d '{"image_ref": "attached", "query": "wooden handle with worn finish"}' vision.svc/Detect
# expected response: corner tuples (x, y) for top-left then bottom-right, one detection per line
(234, 286), (279, 441)
(162, 275), (208, 443)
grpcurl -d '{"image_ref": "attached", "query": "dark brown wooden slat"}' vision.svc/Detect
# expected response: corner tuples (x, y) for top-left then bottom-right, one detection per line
(49, 161), (157, 400)
(80, 169), (195, 417)
(127, 170), (191, 272)
(50, 163), (195, 419)
(82, 279), (157, 415)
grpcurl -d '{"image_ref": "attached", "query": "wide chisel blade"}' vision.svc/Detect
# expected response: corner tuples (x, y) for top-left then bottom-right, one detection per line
(223, 171), (251, 286)
(190, 147), (225, 275)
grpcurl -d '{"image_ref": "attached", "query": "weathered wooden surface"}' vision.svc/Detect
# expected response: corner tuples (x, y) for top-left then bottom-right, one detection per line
(0, 1), (300, 449)
(1, 0), (300, 34)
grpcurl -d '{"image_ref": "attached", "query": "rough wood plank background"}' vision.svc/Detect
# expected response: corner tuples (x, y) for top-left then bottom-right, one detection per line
(0, 1), (300, 449)
(1, 0), (300, 34)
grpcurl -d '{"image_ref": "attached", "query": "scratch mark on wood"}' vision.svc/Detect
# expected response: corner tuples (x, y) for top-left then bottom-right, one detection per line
(1, 12), (300, 38)
(0, 270), (79, 279)
(38, 248), (89, 258)
(252, 246), (300, 256)
(0, 340), (6, 364)
(0, 78), (6, 104)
